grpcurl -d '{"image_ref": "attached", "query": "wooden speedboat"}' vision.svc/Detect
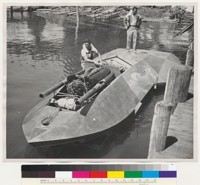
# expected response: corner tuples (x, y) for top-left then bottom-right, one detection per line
(22, 48), (181, 145)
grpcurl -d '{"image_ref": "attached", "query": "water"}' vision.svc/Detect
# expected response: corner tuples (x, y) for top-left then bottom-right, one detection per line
(6, 12), (189, 159)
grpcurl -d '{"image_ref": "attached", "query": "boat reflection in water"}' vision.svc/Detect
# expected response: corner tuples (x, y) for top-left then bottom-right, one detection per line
(22, 48), (181, 146)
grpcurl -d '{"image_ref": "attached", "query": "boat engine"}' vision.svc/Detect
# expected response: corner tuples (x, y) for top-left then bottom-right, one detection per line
(50, 67), (114, 111)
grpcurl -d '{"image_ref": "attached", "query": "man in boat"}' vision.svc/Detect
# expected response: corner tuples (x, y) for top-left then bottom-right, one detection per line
(80, 39), (103, 69)
(124, 6), (142, 53)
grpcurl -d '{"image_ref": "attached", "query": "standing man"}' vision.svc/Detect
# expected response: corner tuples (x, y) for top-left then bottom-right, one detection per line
(80, 39), (103, 69)
(124, 7), (142, 53)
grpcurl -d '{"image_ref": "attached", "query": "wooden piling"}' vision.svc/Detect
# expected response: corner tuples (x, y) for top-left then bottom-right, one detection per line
(76, 6), (79, 22)
(164, 65), (192, 104)
(185, 41), (194, 67)
(148, 101), (174, 158)
(148, 64), (193, 158)
(75, 20), (79, 44)
(10, 6), (13, 19)
(20, 6), (23, 13)
(20, 6), (24, 19)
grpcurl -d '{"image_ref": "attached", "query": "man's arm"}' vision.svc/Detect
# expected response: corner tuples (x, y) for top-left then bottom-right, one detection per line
(82, 55), (95, 63)
(124, 16), (129, 29)
(91, 44), (103, 65)
(136, 15), (142, 29)
(124, 11), (131, 29)
(95, 51), (102, 63)
(82, 52), (102, 66)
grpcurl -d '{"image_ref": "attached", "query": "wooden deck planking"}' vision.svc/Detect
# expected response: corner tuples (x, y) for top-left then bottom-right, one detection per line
(153, 97), (193, 159)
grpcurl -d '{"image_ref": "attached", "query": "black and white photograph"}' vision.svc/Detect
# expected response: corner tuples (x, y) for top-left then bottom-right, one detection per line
(5, 4), (195, 160)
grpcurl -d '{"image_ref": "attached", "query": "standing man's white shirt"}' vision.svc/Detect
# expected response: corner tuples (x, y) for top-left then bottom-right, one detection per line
(125, 9), (141, 28)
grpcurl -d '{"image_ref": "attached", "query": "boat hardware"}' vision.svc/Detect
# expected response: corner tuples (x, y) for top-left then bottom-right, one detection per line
(41, 108), (62, 126)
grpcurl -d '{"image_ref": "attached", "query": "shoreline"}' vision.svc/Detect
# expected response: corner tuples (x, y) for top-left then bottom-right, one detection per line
(11, 6), (192, 24)
(35, 10), (183, 25)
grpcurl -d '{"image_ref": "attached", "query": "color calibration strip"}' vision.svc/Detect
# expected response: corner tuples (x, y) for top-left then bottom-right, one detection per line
(23, 170), (176, 178)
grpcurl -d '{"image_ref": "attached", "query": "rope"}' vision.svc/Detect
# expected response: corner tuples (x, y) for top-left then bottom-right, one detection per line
(67, 79), (87, 97)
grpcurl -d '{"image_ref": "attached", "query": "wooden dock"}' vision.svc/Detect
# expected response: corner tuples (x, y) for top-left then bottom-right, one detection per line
(149, 75), (194, 159)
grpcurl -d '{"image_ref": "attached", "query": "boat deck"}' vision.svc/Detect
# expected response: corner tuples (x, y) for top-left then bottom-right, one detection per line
(23, 48), (184, 145)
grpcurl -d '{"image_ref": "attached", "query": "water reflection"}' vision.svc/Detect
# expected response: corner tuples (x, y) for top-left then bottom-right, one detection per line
(7, 12), (65, 62)
(75, 20), (79, 45)
(27, 13), (46, 54)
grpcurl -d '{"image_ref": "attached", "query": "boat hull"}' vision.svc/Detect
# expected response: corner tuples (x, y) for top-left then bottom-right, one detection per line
(22, 48), (181, 145)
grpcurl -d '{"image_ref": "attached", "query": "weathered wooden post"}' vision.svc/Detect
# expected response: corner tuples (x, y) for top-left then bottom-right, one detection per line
(148, 101), (174, 158)
(76, 6), (79, 22)
(75, 20), (79, 45)
(20, 6), (23, 19)
(10, 6), (13, 19)
(75, 6), (79, 45)
(20, 6), (23, 13)
(164, 65), (193, 104)
(185, 41), (194, 67)
(148, 64), (193, 158)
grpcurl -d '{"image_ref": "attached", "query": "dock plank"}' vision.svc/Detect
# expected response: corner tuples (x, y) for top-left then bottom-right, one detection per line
(152, 97), (193, 159)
